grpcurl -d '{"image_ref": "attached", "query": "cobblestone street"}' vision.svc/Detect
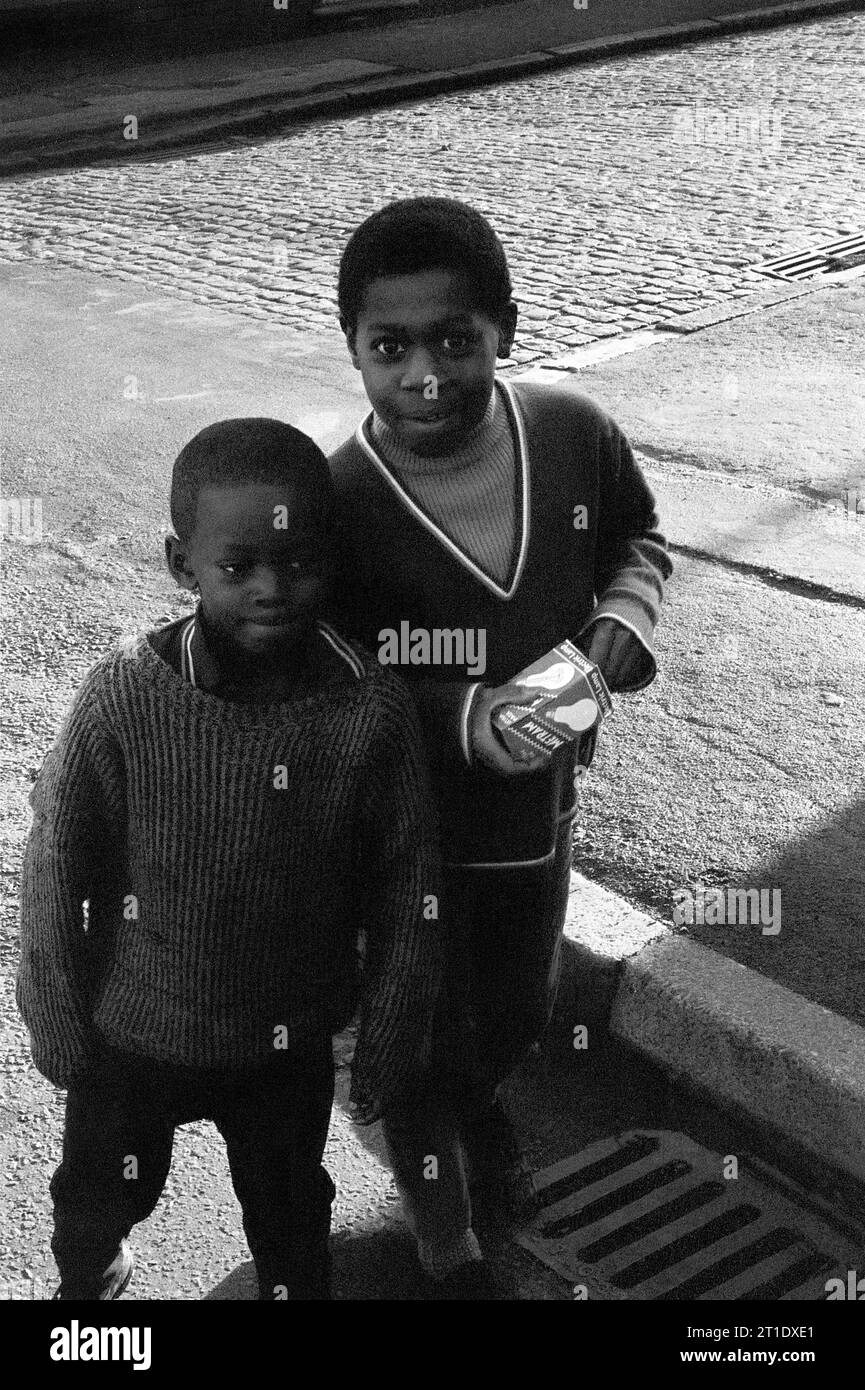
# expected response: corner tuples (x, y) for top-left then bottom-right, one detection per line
(0, 13), (862, 364)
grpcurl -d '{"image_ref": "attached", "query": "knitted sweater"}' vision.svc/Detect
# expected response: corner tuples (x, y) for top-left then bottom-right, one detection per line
(371, 384), (517, 587)
(17, 630), (443, 1115)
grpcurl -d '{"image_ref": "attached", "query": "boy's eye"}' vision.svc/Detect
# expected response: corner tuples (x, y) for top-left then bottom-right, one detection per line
(220, 558), (320, 579)
(372, 337), (404, 359)
(442, 334), (473, 354)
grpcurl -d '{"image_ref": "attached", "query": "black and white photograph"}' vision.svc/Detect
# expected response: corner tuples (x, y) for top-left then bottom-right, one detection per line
(1, 0), (863, 1356)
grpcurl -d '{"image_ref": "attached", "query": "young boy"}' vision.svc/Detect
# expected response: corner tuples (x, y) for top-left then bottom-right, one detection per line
(17, 417), (443, 1301)
(326, 197), (672, 1298)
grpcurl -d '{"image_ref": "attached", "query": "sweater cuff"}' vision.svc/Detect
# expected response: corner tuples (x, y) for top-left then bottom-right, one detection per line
(460, 683), (484, 765)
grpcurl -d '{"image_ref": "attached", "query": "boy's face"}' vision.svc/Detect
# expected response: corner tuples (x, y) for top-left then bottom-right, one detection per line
(344, 269), (517, 457)
(166, 482), (329, 663)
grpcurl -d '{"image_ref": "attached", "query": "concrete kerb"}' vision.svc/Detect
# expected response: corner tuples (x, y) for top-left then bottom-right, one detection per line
(555, 871), (865, 1191)
(519, 271), (861, 375)
(554, 870), (670, 1035)
(1, 0), (862, 176)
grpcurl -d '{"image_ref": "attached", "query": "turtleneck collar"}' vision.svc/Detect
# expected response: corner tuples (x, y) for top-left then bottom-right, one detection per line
(370, 383), (503, 476)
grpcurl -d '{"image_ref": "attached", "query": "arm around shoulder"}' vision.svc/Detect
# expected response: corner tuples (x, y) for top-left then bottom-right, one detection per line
(348, 671), (445, 1123)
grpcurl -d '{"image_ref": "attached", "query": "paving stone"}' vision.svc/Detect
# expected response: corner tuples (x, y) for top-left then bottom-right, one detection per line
(555, 332), (595, 346)
(0, 13), (860, 366)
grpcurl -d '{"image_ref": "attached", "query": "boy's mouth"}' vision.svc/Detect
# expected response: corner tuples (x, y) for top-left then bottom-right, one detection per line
(246, 612), (300, 630)
(401, 407), (459, 428)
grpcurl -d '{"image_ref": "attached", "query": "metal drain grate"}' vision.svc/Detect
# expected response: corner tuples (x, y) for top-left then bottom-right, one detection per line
(517, 1131), (863, 1300)
(753, 232), (865, 281)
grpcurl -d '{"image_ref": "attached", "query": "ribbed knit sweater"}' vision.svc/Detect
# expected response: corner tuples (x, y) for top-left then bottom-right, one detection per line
(17, 631), (443, 1115)
(371, 384), (517, 587)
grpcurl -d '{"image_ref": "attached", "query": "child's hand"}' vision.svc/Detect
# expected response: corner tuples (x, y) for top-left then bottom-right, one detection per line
(469, 684), (549, 777)
(580, 619), (645, 691)
(348, 1097), (382, 1126)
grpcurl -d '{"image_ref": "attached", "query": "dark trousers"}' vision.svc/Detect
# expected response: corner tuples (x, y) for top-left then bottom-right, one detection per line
(51, 1043), (336, 1300)
(383, 815), (573, 1254)
(454, 815), (573, 1093)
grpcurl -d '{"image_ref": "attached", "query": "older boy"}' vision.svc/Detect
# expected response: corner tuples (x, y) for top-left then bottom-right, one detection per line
(326, 197), (672, 1298)
(17, 418), (443, 1301)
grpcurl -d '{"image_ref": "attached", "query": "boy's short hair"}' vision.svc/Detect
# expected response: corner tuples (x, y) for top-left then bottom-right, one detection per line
(337, 197), (513, 330)
(170, 418), (334, 542)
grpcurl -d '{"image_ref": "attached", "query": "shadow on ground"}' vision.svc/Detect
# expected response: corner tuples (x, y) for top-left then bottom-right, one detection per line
(688, 795), (865, 1024)
(204, 1227), (426, 1301)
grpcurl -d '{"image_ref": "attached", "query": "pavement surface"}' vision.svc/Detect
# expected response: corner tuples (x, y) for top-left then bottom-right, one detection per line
(2, 0), (865, 1298)
(10, 1013), (855, 1301)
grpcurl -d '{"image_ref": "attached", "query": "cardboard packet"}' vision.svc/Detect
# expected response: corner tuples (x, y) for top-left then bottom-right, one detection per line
(491, 638), (613, 763)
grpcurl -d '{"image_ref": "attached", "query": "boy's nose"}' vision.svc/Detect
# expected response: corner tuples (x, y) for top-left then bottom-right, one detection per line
(399, 347), (440, 390)
(250, 568), (289, 604)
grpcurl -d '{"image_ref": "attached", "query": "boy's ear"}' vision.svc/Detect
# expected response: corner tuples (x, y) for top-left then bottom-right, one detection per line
(164, 534), (198, 592)
(339, 315), (361, 370)
(497, 301), (518, 359)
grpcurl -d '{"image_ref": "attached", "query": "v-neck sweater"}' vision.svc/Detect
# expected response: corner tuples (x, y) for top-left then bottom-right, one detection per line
(327, 378), (672, 865)
(370, 385), (518, 588)
(17, 632), (443, 1108)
